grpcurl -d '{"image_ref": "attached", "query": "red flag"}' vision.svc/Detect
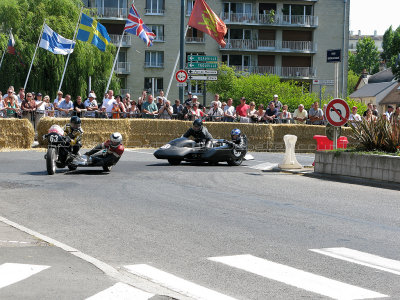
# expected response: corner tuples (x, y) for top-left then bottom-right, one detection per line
(188, 0), (227, 47)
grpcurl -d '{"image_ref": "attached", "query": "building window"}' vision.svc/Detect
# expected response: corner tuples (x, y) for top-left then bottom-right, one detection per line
(144, 77), (163, 94)
(145, 51), (164, 68)
(145, 0), (165, 15)
(186, 28), (205, 43)
(187, 0), (195, 16)
(148, 25), (164, 41)
(282, 4), (313, 16)
(222, 54), (251, 71)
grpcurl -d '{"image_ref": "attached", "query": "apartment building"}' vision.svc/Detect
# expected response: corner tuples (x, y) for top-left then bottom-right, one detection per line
(84, 0), (349, 103)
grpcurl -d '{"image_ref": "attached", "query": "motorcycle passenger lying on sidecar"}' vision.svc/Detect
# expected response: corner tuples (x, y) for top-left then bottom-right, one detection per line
(83, 132), (124, 167)
(182, 119), (213, 149)
(226, 128), (247, 150)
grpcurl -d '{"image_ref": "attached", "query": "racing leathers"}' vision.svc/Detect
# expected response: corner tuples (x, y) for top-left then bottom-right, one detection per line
(63, 124), (83, 155)
(84, 140), (124, 166)
(183, 126), (213, 148)
(231, 134), (247, 150)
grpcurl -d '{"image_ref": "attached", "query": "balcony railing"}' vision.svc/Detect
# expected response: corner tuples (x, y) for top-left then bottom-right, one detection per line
(114, 62), (131, 74)
(186, 36), (205, 43)
(144, 62), (164, 68)
(109, 34), (132, 46)
(145, 8), (165, 15)
(222, 39), (316, 52)
(230, 65), (317, 78)
(93, 6), (128, 19)
(220, 13), (318, 27)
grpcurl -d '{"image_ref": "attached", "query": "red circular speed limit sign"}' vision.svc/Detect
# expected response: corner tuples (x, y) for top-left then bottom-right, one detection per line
(326, 98), (350, 127)
(175, 70), (188, 83)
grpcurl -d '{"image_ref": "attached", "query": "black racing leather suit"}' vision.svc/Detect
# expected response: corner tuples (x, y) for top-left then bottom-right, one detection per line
(231, 134), (247, 150)
(183, 126), (213, 148)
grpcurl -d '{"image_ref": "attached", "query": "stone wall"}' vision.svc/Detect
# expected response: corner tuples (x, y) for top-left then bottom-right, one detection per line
(314, 151), (400, 183)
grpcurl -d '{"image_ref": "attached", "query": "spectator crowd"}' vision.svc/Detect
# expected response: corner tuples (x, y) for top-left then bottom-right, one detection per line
(1, 85), (399, 129)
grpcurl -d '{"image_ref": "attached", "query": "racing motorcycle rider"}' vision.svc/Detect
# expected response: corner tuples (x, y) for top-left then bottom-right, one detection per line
(84, 132), (124, 166)
(228, 128), (247, 150)
(183, 119), (213, 148)
(64, 116), (83, 155)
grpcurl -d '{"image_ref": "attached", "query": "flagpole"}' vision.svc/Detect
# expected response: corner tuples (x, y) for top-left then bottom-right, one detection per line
(24, 22), (46, 90)
(58, 6), (84, 93)
(166, 25), (189, 99)
(105, 31), (125, 95)
(0, 29), (11, 73)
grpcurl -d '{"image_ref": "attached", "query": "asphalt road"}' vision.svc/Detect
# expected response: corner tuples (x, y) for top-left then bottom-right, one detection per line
(1, 149), (399, 300)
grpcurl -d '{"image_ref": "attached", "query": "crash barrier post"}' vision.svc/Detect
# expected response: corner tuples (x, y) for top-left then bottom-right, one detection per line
(37, 118), (353, 152)
(0, 118), (35, 149)
(278, 135), (302, 169)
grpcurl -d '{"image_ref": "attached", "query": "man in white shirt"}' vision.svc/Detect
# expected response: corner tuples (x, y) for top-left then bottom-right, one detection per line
(224, 98), (236, 122)
(101, 90), (116, 118)
(293, 104), (308, 124)
(211, 93), (222, 108)
(384, 105), (394, 120)
(84, 93), (99, 118)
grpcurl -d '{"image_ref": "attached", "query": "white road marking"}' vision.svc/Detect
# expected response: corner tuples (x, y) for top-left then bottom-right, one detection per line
(86, 282), (154, 300)
(124, 149), (154, 155)
(310, 247), (400, 275)
(124, 264), (237, 300)
(208, 254), (388, 300)
(0, 263), (50, 289)
(0, 240), (30, 244)
(246, 162), (278, 170)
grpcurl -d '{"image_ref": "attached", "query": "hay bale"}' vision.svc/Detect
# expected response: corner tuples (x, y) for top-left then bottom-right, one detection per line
(0, 119), (35, 149)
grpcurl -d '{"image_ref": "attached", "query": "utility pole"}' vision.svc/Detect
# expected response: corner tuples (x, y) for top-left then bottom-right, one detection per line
(179, 0), (185, 103)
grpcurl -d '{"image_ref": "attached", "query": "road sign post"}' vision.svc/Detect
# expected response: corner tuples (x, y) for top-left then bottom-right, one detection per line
(325, 98), (350, 150)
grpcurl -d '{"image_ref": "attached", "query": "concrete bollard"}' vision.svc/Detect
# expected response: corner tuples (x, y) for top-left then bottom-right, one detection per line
(278, 134), (302, 169)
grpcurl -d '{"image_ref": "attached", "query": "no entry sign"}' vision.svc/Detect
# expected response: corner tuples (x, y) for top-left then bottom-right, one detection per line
(326, 98), (350, 127)
(175, 70), (188, 83)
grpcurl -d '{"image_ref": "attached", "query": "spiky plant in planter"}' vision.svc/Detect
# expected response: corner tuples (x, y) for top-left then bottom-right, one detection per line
(349, 117), (400, 153)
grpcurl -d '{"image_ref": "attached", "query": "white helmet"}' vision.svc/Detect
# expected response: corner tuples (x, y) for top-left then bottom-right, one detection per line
(110, 132), (122, 148)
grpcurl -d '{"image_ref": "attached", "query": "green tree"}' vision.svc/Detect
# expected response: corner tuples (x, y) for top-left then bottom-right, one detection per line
(349, 37), (380, 74)
(381, 26), (395, 62)
(347, 70), (359, 96)
(0, 0), (119, 99)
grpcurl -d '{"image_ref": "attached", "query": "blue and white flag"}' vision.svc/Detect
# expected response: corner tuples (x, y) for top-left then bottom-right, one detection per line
(39, 24), (75, 55)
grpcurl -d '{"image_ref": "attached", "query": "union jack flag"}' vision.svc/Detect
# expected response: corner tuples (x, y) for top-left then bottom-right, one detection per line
(124, 2), (156, 47)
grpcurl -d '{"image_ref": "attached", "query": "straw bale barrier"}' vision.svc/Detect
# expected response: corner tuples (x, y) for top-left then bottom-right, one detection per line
(37, 118), (352, 152)
(0, 119), (35, 149)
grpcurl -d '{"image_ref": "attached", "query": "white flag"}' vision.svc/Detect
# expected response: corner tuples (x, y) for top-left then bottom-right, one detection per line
(39, 24), (75, 55)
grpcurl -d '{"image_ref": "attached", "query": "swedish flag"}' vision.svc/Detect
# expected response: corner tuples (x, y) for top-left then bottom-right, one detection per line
(77, 13), (110, 52)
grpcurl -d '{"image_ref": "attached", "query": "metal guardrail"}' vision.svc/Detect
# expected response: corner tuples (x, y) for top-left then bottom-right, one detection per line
(222, 39), (315, 52)
(220, 13), (318, 27)
(109, 34), (132, 46)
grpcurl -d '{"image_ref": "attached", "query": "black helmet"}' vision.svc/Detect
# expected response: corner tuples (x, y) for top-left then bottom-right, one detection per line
(70, 116), (81, 129)
(193, 119), (203, 131)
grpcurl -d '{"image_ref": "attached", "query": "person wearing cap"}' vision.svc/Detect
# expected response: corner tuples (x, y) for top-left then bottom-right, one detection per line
(384, 105), (394, 120)
(191, 95), (203, 110)
(84, 93), (99, 118)
(348, 106), (361, 126)
(269, 94), (282, 111)
(173, 99), (184, 119)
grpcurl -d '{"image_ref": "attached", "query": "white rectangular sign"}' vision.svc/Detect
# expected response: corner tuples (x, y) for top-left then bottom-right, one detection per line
(188, 75), (218, 81)
(176, 82), (187, 87)
(187, 70), (218, 75)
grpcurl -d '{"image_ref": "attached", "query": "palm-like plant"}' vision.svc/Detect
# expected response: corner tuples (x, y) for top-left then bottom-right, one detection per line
(349, 117), (400, 152)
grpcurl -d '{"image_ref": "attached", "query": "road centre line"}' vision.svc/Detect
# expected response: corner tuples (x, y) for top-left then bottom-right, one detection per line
(0, 263), (50, 289)
(208, 254), (388, 300)
(124, 264), (237, 300)
(310, 247), (400, 275)
(86, 282), (154, 300)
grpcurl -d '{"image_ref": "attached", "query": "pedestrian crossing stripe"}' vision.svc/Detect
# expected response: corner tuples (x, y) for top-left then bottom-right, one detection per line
(86, 282), (154, 300)
(0, 263), (50, 289)
(310, 247), (400, 276)
(208, 254), (388, 300)
(124, 264), (238, 300)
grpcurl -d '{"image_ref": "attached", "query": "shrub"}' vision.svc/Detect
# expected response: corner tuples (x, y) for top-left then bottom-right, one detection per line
(349, 117), (400, 153)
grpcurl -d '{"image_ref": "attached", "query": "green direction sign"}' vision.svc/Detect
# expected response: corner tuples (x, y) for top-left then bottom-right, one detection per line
(188, 55), (218, 62)
(187, 62), (218, 69)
